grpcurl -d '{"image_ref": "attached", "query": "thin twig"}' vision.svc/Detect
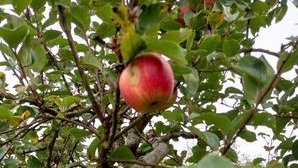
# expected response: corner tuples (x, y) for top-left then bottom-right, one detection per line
(240, 48), (279, 57)
(43, 114), (101, 139)
(114, 114), (147, 140)
(222, 41), (298, 155)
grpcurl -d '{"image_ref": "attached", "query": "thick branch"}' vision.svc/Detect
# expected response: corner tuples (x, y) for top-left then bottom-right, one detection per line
(160, 132), (198, 142)
(131, 140), (169, 168)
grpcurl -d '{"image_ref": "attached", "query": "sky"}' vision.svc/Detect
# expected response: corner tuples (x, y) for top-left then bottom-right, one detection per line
(235, 1), (298, 163)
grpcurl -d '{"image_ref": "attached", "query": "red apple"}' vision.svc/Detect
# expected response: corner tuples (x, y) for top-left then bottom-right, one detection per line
(202, 0), (214, 8)
(119, 52), (175, 113)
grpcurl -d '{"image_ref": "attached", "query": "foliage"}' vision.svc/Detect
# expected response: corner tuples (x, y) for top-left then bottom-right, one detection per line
(0, 0), (297, 167)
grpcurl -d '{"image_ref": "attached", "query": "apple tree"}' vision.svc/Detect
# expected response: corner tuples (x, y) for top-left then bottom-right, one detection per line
(0, 0), (298, 167)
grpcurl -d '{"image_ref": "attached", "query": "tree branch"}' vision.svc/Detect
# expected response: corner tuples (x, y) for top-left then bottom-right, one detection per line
(240, 48), (279, 57)
(131, 140), (169, 168)
(222, 41), (298, 155)
(57, 5), (104, 124)
(112, 159), (168, 168)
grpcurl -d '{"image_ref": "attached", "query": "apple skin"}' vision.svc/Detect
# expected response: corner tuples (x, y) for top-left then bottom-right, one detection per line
(202, 0), (214, 7)
(119, 52), (175, 113)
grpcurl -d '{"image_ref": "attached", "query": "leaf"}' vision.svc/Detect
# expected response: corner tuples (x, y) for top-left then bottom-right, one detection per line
(171, 63), (192, 77)
(192, 113), (232, 135)
(199, 34), (221, 54)
(251, 0), (269, 14)
(250, 15), (266, 35)
(12, 0), (32, 14)
(0, 106), (13, 121)
(145, 38), (187, 64)
(232, 56), (268, 85)
(71, 6), (90, 28)
(81, 53), (102, 69)
(189, 126), (220, 150)
(62, 96), (81, 108)
(69, 128), (91, 140)
(266, 160), (285, 168)
(109, 146), (136, 161)
(30, 0), (46, 11)
(138, 4), (160, 33)
(251, 112), (276, 130)
(162, 110), (185, 123)
(120, 30), (146, 61)
(277, 50), (298, 73)
(160, 28), (193, 44)
(44, 30), (62, 42)
(239, 129), (257, 142)
(275, 5), (288, 23)
(0, 24), (29, 48)
(27, 155), (43, 168)
(292, 140), (298, 159)
(190, 153), (234, 168)
(87, 138), (101, 160)
(183, 68), (199, 95)
(223, 39), (240, 56)
(31, 45), (48, 72)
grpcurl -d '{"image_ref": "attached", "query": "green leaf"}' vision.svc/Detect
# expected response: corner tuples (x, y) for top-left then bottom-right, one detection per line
(239, 129), (257, 142)
(183, 68), (199, 95)
(171, 63), (192, 77)
(94, 22), (115, 38)
(138, 4), (160, 33)
(277, 50), (298, 73)
(81, 53), (102, 69)
(0, 24), (29, 48)
(251, 0), (269, 14)
(145, 38), (187, 64)
(31, 45), (48, 72)
(69, 128), (91, 140)
(71, 6), (90, 28)
(190, 153), (234, 168)
(110, 146), (136, 161)
(250, 15), (266, 35)
(252, 112), (276, 130)
(292, 140), (298, 159)
(87, 138), (101, 159)
(44, 30), (62, 42)
(160, 28), (193, 44)
(192, 113), (232, 134)
(0, 106), (13, 121)
(266, 160), (285, 168)
(27, 155), (43, 168)
(199, 34), (221, 54)
(95, 4), (114, 23)
(62, 96), (81, 109)
(30, 0), (46, 11)
(162, 110), (185, 123)
(12, 0), (32, 14)
(189, 126), (220, 150)
(233, 56), (272, 86)
(275, 5), (288, 23)
(120, 31), (146, 61)
(223, 39), (240, 56)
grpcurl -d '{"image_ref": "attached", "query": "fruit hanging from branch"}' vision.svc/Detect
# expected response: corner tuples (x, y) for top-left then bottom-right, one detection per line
(119, 52), (176, 113)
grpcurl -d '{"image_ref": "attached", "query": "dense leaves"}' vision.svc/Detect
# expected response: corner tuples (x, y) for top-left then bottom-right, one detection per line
(0, 0), (297, 167)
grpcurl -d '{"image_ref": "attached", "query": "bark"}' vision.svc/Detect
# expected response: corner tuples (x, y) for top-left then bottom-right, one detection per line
(130, 140), (168, 168)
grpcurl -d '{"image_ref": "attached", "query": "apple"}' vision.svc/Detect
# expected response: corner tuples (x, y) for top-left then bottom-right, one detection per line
(119, 52), (175, 113)
(202, 0), (214, 8)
